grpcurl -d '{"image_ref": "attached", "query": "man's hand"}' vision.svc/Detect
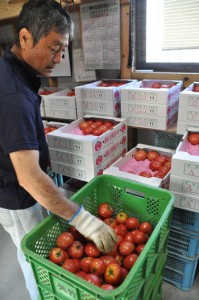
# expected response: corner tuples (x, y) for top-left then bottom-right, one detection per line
(69, 206), (117, 253)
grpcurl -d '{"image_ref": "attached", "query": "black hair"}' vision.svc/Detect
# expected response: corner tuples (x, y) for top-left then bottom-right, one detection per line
(15, 0), (74, 47)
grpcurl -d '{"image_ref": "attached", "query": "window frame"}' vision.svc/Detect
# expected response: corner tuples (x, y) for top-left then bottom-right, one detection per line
(135, 0), (199, 72)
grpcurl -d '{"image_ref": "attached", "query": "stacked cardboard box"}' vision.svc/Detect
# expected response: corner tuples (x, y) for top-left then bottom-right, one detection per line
(177, 82), (199, 135)
(46, 115), (128, 182)
(121, 80), (183, 130)
(75, 80), (137, 119)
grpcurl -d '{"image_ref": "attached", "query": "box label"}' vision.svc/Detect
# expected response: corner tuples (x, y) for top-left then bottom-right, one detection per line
(128, 91), (158, 102)
(127, 104), (158, 115)
(184, 163), (199, 178)
(186, 111), (199, 122)
(182, 179), (199, 195)
(129, 116), (157, 128)
(188, 95), (199, 107)
(80, 89), (105, 99)
(179, 195), (199, 210)
(82, 101), (107, 111)
(53, 151), (86, 166)
(56, 164), (87, 180)
(54, 138), (84, 152)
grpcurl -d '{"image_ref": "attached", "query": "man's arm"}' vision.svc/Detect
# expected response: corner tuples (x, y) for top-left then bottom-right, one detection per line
(9, 149), (79, 220)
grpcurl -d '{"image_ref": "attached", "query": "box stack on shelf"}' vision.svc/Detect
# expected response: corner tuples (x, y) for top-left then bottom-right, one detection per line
(21, 175), (174, 300)
(163, 130), (199, 290)
(121, 79), (183, 130)
(75, 79), (137, 119)
(177, 82), (199, 135)
(46, 115), (128, 182)
(41, 89), (77, 120)
(104, 143), (174, 188)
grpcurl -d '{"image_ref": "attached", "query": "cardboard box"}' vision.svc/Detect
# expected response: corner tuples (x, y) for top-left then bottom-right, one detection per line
(49, 137), (127, 170)
(44, 107), (77, 120)
(170, 174), (199, 197)
(121, 97), (179, 118)
(43, 89), (76, 109)
(40, 106), (45, 117)
(122, 110), (178, 130)
(171, 131), (199, 179)
(177, 107), (199, 123)
(75, 80), (136, 101)
(172, 191), (199, 213)
(121, 80), (183, 105)
(47, 115), (127, 156)
(104, 144), (174, 188)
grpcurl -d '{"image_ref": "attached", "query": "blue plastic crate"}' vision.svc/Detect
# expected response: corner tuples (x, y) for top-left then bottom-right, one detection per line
(163, 251), (199, 291)
(171, 207), (199, 233)
(167, 227), (199, 257)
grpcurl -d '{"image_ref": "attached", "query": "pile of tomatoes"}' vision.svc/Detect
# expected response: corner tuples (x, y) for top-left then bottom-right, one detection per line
(79, 119), (114, 136)
(48, 202), (153, 290)
(132, 149), (172, 179)
(188, 133), (199, 145)
(98, 81), (128, 87)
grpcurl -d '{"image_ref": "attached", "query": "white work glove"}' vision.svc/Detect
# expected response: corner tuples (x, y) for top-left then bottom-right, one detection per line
(69, 206), (117, 253)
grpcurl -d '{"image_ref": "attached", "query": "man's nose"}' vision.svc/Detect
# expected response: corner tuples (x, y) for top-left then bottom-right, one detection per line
(53, 51), (63, 64)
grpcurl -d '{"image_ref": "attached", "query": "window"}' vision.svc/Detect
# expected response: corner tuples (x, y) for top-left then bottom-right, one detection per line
(135, 0), (199, 72)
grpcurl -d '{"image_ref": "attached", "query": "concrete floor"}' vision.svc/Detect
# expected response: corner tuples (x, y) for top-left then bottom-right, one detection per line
(0, 223), (198, 300)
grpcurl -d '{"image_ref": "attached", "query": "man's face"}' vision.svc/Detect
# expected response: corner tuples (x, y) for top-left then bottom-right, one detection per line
(21, 30), (69, 77)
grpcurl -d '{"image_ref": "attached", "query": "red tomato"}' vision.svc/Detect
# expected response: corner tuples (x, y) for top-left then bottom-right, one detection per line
(98, 125), (108, 134)
(100, 284), (115, 290)
(125, 217), (140, 230)
(114, 224), (127, 238)
(86, 119), (95, 125)
(123, 253), (138, 270)
(124, 232), (134, 243)
(164, 161), (171, 170)
(119, 241), (135, 256)
(149, 160), (162, 171)
(120, 267), (129, 283)
(75, 271), (87, 279)
(44, 127), (52, 135)
(104, 263), (123, 286)
(85, 242), (101, 257)
(79, 121), (89, 130)
(104, 121), (114, 129)
(132, 230), (148, 244)
(80, 257), (94, 273)
(134, 149), (147, 161)
(92, 128), (102, 136)
(89, 122), (98, 130)
(68, 241), (84, 259)
(73, 258), (81, 272)
(146, 151), (159, 161)
(67, 91), (75, 96)
(49, 247), (66, 265)
(139, 171), (152, 178)
(115, 253), (124, 266)
(136, 244), (145, 254)
(100, 255), (116, 266)
(153, 171), (165, 179)
(62, 258), (77, 273)
(116, 212), (128, 224)
(155, 155), (169, 164)
(56, 232), (74, 250)
(115, 234), (124, 246)
(82, 127), (92, 135)
(193, 85), (199, 92)
(90, 258), (106, 276)
(158, 166), (170, 175)
(104, 217), (117, 228)
(98, 203), (114, 219)
(139, 222), (153, 235)
(94, 120), (104, 127)
(84, 273), (101, 286)
(188, 133), (199, 145)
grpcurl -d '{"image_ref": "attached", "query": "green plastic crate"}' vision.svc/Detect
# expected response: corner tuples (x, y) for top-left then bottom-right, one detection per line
(21, 175), (174, 300)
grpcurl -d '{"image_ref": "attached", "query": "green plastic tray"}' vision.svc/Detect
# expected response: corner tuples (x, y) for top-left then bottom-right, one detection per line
(22, 175), (174, 300)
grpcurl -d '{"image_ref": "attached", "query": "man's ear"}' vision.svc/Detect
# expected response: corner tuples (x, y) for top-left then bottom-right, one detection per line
(19, 28), (33, 49)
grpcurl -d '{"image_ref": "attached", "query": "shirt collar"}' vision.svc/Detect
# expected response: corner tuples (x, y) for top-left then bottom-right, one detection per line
(3, 47), (41, 93)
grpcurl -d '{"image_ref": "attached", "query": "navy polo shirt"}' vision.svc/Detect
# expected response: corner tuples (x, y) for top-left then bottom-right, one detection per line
(0, 48), (49, 209)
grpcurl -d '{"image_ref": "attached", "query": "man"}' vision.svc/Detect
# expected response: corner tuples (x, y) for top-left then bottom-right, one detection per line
(0, 1), (117, 299)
